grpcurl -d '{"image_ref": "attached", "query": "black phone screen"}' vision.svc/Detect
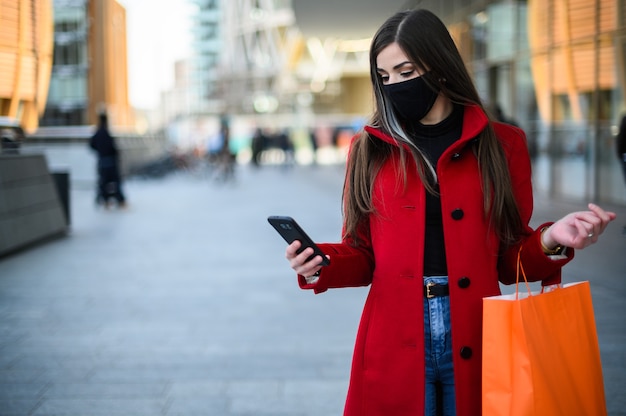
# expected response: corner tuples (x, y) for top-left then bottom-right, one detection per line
(267, 216), (330, 266)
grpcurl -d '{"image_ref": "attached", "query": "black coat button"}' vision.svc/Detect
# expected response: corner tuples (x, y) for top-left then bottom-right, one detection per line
(458, 276), (470, 288)
(460, 347), (473, 359)
(451, 152), (461, 160)
(451, 209), (464, 220)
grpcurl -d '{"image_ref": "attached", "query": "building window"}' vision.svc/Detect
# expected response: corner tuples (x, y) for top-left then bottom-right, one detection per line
(53, 41), (86, 66)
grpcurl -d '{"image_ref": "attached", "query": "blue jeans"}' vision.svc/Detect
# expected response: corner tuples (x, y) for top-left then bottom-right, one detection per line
(424, 276), (456, 416)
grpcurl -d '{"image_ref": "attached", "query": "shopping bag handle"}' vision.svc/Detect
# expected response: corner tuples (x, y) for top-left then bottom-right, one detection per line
(515, 247), (532, 300)
(515, 246), (562, 299)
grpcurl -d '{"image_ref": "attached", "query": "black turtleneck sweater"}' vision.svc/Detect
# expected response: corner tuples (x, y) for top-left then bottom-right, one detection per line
(406, 105), (464, 276)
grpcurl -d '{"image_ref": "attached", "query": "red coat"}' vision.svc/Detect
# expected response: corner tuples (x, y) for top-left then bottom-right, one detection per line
(299, 105), (574, 416)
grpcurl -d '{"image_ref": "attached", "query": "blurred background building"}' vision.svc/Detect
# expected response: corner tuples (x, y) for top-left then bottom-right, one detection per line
(40, 0), (133, 129)
(189, 0), (222, 116)
(0, 0), (54, 133)
(173, 0), (625, 204)
(1, 0), (625, 204)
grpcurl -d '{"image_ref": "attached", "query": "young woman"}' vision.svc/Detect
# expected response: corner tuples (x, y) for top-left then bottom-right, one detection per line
(284, 9), (615, 416)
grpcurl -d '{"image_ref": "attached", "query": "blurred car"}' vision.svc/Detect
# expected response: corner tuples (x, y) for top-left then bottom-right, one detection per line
(0, 116), (25, 154)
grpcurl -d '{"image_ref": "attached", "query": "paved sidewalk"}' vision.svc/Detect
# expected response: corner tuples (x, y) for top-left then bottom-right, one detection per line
(0, 163), (624, 416)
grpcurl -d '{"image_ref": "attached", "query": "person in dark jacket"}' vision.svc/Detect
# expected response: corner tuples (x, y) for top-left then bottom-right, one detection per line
(617, 114), (626, 188)
(617, 114), (626, 233)
(280, 9), (616, 416)
(89, 112), (126, 208)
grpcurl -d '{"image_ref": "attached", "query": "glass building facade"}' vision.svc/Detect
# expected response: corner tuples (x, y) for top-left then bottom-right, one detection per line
(189, 0), (223, 115)
(42, 0), (90, 126)
(42, 0), (132, 128)
(405, 0), (626, 204)
(210, 0), (626, 204)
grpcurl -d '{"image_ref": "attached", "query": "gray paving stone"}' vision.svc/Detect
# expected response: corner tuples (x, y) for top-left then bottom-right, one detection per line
(165, 398), (230, 416)
(0, 399), (40, 416)
(0, 370), (43, 384)
(31, 398), (167, 416)
(0, 164), (624, 416)
(0, 383), (46, 400)
(42, 383), (168, 399)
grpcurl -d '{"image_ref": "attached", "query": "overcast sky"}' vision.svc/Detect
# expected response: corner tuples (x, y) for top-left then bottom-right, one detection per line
(119, 0), (194, 109)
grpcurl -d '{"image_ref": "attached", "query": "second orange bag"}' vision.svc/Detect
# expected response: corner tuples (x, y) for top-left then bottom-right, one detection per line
(482, 250), (607, 416)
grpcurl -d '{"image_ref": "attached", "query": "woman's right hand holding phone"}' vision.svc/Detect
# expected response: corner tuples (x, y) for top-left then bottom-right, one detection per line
(285, 240), (328, 283)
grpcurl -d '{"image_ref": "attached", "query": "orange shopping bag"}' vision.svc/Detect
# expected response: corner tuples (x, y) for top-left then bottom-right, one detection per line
(482, 249), (607, 416)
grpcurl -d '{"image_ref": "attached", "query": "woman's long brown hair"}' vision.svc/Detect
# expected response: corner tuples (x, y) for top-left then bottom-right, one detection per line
(343, 9), (524, 246)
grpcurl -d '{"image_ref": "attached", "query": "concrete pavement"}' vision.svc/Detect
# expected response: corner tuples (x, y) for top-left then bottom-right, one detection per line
(0, 163), (624, 415)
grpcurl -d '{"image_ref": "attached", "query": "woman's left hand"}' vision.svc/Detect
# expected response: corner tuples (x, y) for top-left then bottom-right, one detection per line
(542, 203), (617, 250)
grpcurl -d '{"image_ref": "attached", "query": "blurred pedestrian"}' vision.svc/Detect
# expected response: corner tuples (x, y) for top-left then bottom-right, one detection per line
(617, 114), (626, 184)
(215, 115), (235, 182)
(250, 127), (266, 167)
(616, 113), (626, 232)
(309, 127), (319, 165)
(280, 9), (616, 416)
(276, 129), (295, 168)
(491, 102), (519, 127)
(89, 112), (127, 208)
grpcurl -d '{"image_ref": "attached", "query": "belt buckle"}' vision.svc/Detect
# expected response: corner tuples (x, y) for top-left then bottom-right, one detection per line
(426, 281), (436, 299)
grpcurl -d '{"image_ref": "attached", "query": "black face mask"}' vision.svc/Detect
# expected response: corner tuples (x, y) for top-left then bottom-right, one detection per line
(382, 75), (440, 122)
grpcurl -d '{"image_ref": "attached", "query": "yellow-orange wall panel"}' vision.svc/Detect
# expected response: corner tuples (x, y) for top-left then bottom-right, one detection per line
(529, 0), (620, 122)
(548, 52), (567, 92)
(0, 52), (17, 91)
(573, 47), (597, 90)
(598, 45), (617, 89)
(0, 0), (53, 131)
(20, 57), (36, 97)
(543, 45), (615, 94)
(87, 0), (132, 127)
(0, 25), (19, 47)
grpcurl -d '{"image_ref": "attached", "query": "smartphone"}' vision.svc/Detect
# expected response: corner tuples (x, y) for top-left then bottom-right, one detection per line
(267, 216), (330, 266)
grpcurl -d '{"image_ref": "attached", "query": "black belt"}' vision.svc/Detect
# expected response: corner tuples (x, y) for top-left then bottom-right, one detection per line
(424, 282), (449, 298)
